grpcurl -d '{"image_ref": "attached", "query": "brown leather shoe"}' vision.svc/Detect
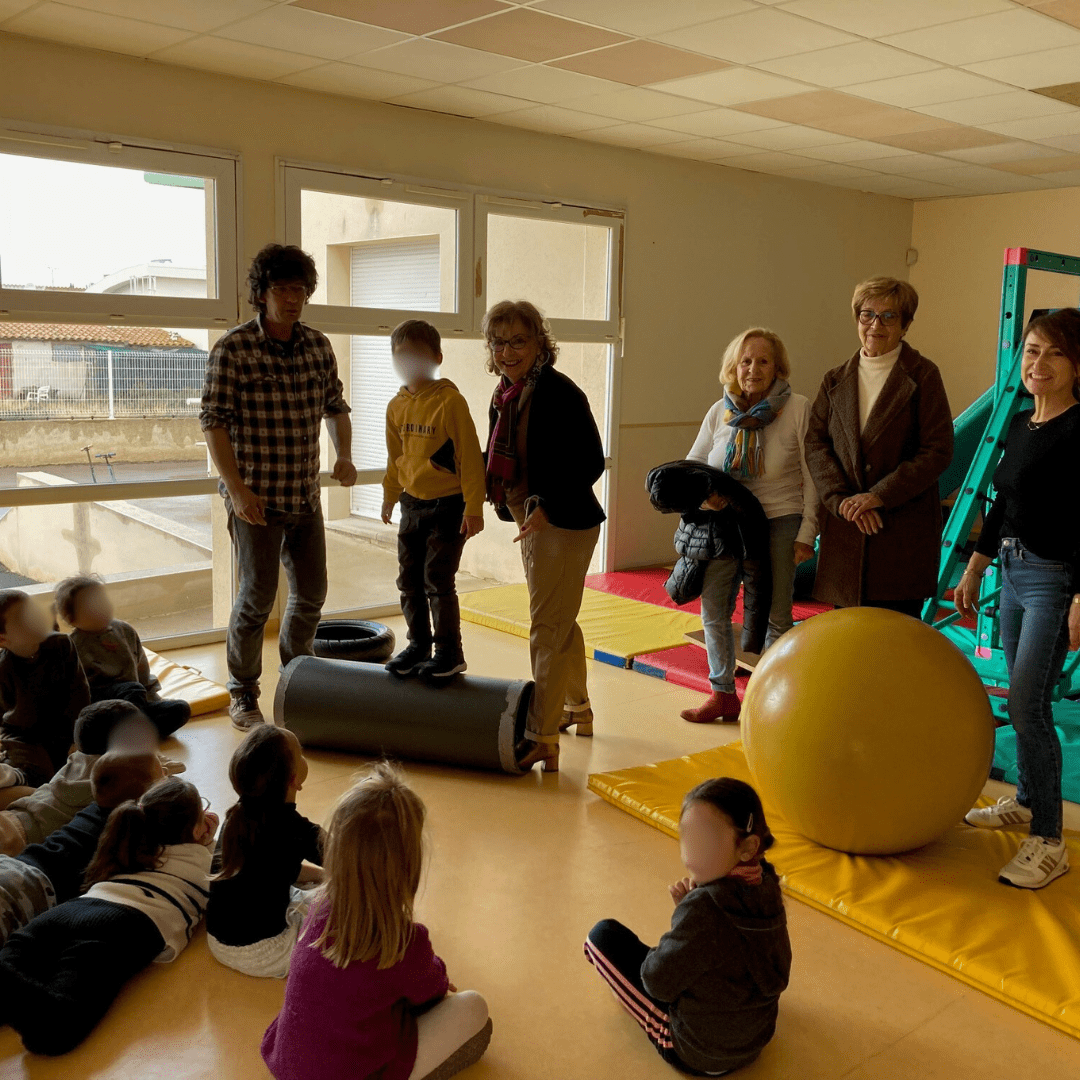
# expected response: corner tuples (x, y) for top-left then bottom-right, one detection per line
(680, 691), (740, 724)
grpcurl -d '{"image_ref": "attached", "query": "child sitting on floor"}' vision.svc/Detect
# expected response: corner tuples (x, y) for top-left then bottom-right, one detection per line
(206, 725), (323, 978)
(55, 575), (191, 740)
(585, 778), (791, 1077)
(381, 319), (486, 681)
(0, 589), (90, 797)
(0, 749), (163, 944)
(0, 699), (164, 856)
(0, 774), (217, 1056)
(262, 762), (492, 1080)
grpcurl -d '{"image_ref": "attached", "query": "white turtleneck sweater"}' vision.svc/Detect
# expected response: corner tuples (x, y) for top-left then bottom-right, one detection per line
(858, 343), (902, 431)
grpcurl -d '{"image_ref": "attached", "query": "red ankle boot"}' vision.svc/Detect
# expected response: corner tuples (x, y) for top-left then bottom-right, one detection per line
(680, 692), (741, 724)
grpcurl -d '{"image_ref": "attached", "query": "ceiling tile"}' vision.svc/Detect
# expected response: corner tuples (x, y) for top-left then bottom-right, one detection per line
(58, 0), (272, 33)
(645, 106), (789, 137)
(486, 103), (618, 133)
(656, 8), (858, 64)
(868, 176), (963, 198)
(2, 2), (193, 55)
(532, 0), (755, 38)
(721, 124), (853, 150)
(719, 149), (826, 172)
(292, 0), (510, 36)
(550, 41), (730, 86)
(647, 67), (812, 105)
(842, 68), (1016, 107)
(872, 125), (1010, 152)
(153, 35), (323, 78)
(1039, 168), (1080, 184)
(433, 8), (627, 63)
(0, 0), (36, 18)
(664, 138), (767, 160)
(881, 9), (1080, 66)
(571, 122), (697, 147)
(914, 90), (1079, 126)
(940, 139), (1068, 162)
(461, 65), (624, 103)
(912, 165), (1052, 192)
(1030, 0), (1080, 31)
(278, 62), (437, 98)
(789, 139), (915, 162)
(735, 88), (906, 123)
(980, 110), (1080, 138)
(357, 38), (526, 82)
(856, 153), (965, 175)
(757, 41), (940, 86)
(777, 0), (1011, 38)
(774, 162), (883, 184)
(562, 86), (714, 121)
(215, 6), (406, 60)
(1042, 132), (1080, 150)
(993, 152), (1080, 173)
(964, 44), (1080, 89)
(389, 85), (535, 117)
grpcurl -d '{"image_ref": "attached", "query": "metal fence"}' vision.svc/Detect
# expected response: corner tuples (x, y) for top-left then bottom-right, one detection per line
(0, 345), (208, 420)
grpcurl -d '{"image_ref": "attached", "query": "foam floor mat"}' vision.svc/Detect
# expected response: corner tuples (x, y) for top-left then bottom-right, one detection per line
(588, 743), (1080, 1041)
(146, 650), (229, 716)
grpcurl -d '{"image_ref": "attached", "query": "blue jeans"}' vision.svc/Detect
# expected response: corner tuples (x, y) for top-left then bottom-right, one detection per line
(998, 538), (1070, 839)
(700, 514), (801, 693)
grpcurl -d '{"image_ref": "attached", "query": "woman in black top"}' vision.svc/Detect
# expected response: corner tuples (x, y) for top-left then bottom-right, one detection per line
(482, 300), (606, 774)
(955, 308), (1080, 890)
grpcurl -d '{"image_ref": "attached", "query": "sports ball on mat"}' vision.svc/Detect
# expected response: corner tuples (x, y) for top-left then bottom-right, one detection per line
(742, 607), (995, 856)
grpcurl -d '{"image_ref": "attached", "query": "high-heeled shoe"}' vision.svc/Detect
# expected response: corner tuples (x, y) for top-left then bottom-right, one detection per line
(559, 704), (594, 737)
(515, 737), (560, 773)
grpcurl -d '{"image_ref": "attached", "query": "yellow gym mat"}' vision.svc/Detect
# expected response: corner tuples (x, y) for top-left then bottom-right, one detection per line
(459, 584), (701, 668)
(589, 743), (1080, 1041)
(146, 650), (229, 717)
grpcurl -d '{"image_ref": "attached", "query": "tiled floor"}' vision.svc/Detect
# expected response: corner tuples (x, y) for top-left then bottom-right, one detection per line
(0, 615), (1078, 1079)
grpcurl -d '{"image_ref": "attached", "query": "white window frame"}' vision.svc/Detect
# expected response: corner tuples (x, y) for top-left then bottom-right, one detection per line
(0, 121), (240, 330)
(279, 163), (473, 335)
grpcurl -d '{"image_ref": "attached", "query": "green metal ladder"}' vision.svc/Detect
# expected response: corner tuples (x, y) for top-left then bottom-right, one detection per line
(924, 247), (1080, 721)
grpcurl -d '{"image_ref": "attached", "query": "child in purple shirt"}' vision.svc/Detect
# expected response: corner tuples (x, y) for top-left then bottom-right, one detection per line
(261, 762), (492, 1080)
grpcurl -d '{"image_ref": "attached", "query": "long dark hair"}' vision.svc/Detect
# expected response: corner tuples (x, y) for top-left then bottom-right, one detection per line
(215, 725), (297, 881)
(682, 777), (774, 860)
(83, 776), (203, 888)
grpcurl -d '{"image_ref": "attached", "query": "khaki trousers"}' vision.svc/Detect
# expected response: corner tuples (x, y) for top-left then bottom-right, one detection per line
(514, 508), (600, 744)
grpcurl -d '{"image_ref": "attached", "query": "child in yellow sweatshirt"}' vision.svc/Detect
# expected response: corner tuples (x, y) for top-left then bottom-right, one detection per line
(381, 320), (485, 681)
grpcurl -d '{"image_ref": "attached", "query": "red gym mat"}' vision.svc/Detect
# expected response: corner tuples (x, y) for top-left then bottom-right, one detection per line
(632, 644), (750, 698)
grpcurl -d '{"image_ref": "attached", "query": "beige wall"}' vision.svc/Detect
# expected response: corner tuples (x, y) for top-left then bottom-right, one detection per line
(0, 417), (204, 466)
(0, 31), (914, 571)
(910, 189), (1080, 415)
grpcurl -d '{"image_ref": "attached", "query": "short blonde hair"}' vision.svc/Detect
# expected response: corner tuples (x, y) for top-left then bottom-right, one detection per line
(482, 299), (559, 376)
(310, 762), (426, 970)
(719, 328), (790, 394)
(851, 277), (918, 328)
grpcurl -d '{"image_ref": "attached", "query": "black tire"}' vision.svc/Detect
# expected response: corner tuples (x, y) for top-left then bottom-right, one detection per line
(312, 620), (396, 664)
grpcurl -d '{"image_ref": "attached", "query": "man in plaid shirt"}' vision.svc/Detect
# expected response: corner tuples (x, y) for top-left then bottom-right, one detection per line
(201, 244), (356, 730)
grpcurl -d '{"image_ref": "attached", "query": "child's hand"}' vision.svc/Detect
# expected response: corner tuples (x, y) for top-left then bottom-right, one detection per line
(669, 877), (696, 904)
(381, 502), (395, 525)
(448, 981), (458, 993)
(461, 514), (484, 539)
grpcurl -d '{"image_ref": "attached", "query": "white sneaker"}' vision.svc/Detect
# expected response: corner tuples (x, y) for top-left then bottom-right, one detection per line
(965, 796), (1033, 829)
(998, 835), (1070, 889)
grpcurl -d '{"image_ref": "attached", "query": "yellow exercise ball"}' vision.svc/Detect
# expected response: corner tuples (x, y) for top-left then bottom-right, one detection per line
(742, 607), (995, 856)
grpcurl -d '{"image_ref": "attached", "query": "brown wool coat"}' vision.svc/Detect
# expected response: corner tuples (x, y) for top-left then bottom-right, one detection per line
(804, 342), (953, 607)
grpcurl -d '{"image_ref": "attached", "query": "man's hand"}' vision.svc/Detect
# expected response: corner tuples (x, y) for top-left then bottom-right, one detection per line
(381, 502), (395, 525)
(229, 484), (267, 526)
(332, 457), (358, 487)
(461, 514), (484, 539)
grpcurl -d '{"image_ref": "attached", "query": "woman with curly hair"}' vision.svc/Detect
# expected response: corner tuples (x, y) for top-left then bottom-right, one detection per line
(482, 300), (606, 773)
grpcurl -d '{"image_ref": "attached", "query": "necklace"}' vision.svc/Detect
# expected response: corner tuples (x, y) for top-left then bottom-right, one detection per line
(1027, 415), (1046, 431)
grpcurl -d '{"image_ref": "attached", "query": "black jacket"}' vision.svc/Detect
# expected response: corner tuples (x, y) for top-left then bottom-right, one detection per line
(646, 460), (772, 653)
(486, 364), (606, 530)
(642, 862), (791, 1075)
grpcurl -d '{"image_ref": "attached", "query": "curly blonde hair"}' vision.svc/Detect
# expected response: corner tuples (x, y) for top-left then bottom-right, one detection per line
(481, 299), (559, 376)
(719, 328), (790, 395)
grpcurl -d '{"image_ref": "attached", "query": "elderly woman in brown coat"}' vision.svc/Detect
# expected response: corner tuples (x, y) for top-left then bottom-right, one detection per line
(804, 277), (953, 616)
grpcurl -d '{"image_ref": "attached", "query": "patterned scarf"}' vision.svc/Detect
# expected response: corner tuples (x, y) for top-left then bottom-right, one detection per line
(722, 378), (792, 480)
(486, 366), (539, 508)
(727, 862), (764, 885)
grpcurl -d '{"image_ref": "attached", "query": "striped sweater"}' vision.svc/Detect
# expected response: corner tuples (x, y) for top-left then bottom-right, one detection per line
(83, 843), (212, 962)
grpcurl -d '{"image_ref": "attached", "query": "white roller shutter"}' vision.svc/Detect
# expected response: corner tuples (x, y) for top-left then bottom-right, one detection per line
(349, 236), (440, 518)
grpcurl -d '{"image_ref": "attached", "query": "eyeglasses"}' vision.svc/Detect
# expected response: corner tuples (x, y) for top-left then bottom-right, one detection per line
(200, 796), (212, 812)
(857, 309), (901, 326)
(488, 335), (533, 354)
(268, 284), (309, 299)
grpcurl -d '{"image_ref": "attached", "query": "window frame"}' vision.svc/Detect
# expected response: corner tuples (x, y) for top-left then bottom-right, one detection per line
(0, 121), (241, 330)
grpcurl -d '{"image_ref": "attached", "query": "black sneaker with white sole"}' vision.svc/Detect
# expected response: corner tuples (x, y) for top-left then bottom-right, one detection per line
(418, 648), (467, 681)
(385, 642), (432, 677)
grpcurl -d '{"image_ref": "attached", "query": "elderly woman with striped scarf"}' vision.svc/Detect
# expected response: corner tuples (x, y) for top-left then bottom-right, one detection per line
(483, 300), (606, 774)
(683, 329), (819, 725)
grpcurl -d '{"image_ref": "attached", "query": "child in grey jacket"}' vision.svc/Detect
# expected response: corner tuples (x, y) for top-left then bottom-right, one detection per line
(586, 778), (790, 1076)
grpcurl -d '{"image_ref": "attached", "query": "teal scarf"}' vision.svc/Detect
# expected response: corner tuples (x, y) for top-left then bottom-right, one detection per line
(722, 379), (791, 479)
